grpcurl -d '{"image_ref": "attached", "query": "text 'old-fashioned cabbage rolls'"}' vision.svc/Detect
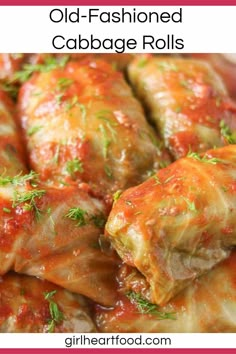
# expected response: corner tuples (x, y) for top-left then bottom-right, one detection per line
(18, 57), (169, 198)
(95, 251), (236, 333)
(106, 144), (236, 305)
(128, 56), (236, 159)
(0, 272), (96, 333)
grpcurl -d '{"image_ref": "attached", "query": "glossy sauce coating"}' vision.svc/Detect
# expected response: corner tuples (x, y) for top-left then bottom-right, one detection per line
(1, 53), (236, 333)
(128, 56), (236, 159)
(0, 180), (120, 306)
(18, 58), (169, 197)
(0, 272), (96, 332)
(106, 145), (236, 305)
(0, 87), (120, 307)
(95, 251), (236, 333)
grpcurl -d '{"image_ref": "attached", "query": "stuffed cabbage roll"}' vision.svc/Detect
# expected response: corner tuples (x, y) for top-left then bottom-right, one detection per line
(95, 251), (236, 333)
(128, 56), (236, 159)
(0, 272), (96, 333)
(0, 89), (26, 176)
(18, 58), (169, 197)
(106, 145), (236, 305)
(0, 176), (119, 306)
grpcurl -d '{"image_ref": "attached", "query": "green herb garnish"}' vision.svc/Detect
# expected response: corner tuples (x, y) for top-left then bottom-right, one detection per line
(220, 120), (236, 144)
(187, 151), (224, 164)
(56, 77), (74, 91)
(3, 207), (11, 213)
(44, 290), (64, 333)
(113, 190), (122, 202)
(137, 57), (148, 68)
(13, 55), (69, 83)
(153, 175), (161, 185)
(66, 158), (83, 177)
(126, 291), (176, 320)
(1, 83), (18, 100)
(158, 61), (178, 72)
(183, 197), (197, 212)
(27, 125), (43, 136)
(99, 124), (111, 159)
(0, 171), (38, 187)
(180, 79), (191, 90)
(65, 207), (87, 227)
(104, 165), (113, 179)
(65, 95), (79, 111)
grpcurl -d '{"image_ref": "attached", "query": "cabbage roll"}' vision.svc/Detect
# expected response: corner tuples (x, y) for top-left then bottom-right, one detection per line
(95, 251), (236, 333)
(18, 58), (169, 197)
(128, 56), (236, 159)
(106, 145), (236, 305)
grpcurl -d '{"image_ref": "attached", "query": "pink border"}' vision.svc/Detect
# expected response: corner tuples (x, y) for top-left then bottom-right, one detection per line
(1, 350), (236, 353)
(0, 0), (236, 5)
(0, 1), (235, 354)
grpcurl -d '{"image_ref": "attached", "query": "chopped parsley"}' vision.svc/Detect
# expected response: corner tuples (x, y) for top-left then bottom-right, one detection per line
(65, 95), (79, 111)
(164, 175), (175, 184)
(187, 151), (224, 164)
(27, 125), (43, 136)
(3, 207), (11, 213)
(0, 171), (39, 187)
(113, 190), (122, 202)
(79, 104), (87, 123)
(12, 189), (46, 220)
(104, 165), (113, 179)
(153, 175), (161, 185)
(126, 291), (176, 320)
(220, 120), (236, 144)
(159, 161), (169, 169)
(137, 57), (148, 68)
(65, 207), (106, 229)
(99, 124), (111, 159)
(44, 290), (64, 333)
(13, 55), (69, 83)
(96, 109), (113, 119)
(183, 197), (197, 212)
(0, 83), (18, 100)
(65, 207), (87, 227)
(66, 158), (83, 178)
(180, 79), (191, 89)
(158, 61), (178, 72)
(56, 77), (74, 91)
